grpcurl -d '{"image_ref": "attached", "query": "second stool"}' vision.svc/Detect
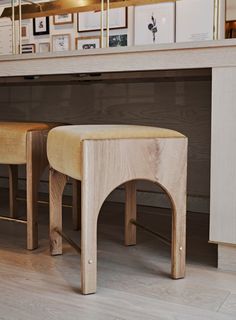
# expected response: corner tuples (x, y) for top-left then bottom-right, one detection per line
(0, 121), (61, 250)
(48, 124), (188, 294)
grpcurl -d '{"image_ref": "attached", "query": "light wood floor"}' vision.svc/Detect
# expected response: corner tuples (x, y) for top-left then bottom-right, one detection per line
(0, 189), (236, 320)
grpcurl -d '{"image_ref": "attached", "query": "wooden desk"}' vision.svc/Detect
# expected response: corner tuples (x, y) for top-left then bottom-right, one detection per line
(1, 39), (236, 270)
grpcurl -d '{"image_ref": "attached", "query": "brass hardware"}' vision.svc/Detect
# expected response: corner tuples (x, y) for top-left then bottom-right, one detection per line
(16, 197), (73, 209)
(0, 215), (27, 224)
(55, 228), (81, 254)
(130, 218), (171, 246)
(1, 0), (176, 20)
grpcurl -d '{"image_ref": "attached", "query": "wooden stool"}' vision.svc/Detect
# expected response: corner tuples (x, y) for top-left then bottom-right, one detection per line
(48, 125), (188, 294)
(0, 121), (61, 250)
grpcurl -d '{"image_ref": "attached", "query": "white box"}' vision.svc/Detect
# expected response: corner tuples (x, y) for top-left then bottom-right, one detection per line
(134, 2), (175, 45)
(176, 0), (214, 42)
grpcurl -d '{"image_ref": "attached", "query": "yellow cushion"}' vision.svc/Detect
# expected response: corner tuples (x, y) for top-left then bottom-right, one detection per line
(0, 122), (61, 164)
(47, 125), (185, 180)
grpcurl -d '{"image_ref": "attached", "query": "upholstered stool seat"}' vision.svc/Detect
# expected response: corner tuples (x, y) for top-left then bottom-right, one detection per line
(0, 122), (59, 164)
(0, 121), (61, 250)
(48, 124), (187, 295)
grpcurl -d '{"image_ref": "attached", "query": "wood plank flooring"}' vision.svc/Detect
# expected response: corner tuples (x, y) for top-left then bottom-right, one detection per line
(0, 190), (236, 319)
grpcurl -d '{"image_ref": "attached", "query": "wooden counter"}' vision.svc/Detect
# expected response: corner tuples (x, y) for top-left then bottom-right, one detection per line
(1, 39), (236, 270)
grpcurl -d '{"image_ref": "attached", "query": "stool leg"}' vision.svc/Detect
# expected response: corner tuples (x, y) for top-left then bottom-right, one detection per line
(8, 165), (18, 218)
(49, 169), (67, 256)
(72, 179), (81, 230)
(171, 192), (186, 279)
(26, 130), (48, 250)
(125, 180), (137, 246)
(81, 183), (98, 295)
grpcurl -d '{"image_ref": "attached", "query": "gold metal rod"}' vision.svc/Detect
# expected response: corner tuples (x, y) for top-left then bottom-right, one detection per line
(55, 228), (81, 254)
(19, 0), (22, 54)
(11, 0), (15, 54)
(16, 197), (73, 209)
(101, 0), (104, 48)
(130, 219), (171, 246)
(106, 0), (110, 48)
(0, 215), (27, 224)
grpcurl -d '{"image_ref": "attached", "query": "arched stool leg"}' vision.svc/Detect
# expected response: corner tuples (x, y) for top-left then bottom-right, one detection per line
(72, 179), (81, 230)
(81, 184), (98, 295)
(49, 169), (67, 256)
(171, 191), (186, 279)
(8, 165), (18, 218)
(125, 180), (137, 246)
(157, 139), (187, 279)
(26, 130), (49, 250)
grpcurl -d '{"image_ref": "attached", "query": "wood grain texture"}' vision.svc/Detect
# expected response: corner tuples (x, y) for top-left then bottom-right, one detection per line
(0, 74), (211, 201)
(0, 198), (234, 319)
(80, 136), (187, 293)
(125, 180), (137, 246)
(26, 130), (49, 250)
(8, 164), (18, 218)
(49, 169), (67, 256)
(72, 179), (81, 230)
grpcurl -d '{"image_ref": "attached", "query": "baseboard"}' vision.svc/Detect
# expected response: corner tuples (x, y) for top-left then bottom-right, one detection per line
(0, 177), (209, 214)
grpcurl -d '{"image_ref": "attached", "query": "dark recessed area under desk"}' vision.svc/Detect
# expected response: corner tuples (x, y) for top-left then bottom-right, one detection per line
(0, 68), (212, 86)
(0, 68), (211, 214)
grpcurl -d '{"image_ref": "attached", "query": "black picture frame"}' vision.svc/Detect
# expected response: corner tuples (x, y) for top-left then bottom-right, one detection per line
(33, 16), (50, 36)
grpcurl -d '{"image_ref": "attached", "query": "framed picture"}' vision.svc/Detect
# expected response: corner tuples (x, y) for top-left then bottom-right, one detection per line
(52, 34), (71, 52)
(53, 13), (74, 25)
(176, 0), (214, 42)
(109, 34), (127, 47)
(78, 8), (127, 32)
(226, 0), (236, 21)
(39, 42), (50, 53)
(134, 3), (175, 45)
(21, 24), (29, 40)
(33, 16), (50, 35)
(21, 43), (35, 54)
(76, 36), (100, 50)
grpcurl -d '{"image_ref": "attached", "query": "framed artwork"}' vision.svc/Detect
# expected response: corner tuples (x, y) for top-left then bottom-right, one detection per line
(226, 0), (236, 22)
(21, 43), (35, 54)
(39, 42), (50, 53)
(33, 16), (50, 35)
(176, 0), (214, 42)
(78, 8), (127, 32)
(134, 3), (175, 45)
(21, 25), (29, 40)
(53, 13), (74, 25)
(76, 36), (100, 50)
(52, 34), (71, 52)
(109, 34), (127, 47)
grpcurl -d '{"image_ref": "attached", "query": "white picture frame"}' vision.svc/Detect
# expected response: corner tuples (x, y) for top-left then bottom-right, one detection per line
(176, 0), (214, 42)
(52, 34), (71, 52)
(78, 8), (127, 32)
(76, 36), (100, 50)
(134, 3), (175, 45)
(53, 13), (74, 25)
(39, 42), (50, 53)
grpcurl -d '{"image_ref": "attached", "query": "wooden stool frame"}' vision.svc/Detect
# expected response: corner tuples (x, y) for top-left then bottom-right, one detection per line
(0, 130), (50, 250)
(49, 137), (187, 294)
